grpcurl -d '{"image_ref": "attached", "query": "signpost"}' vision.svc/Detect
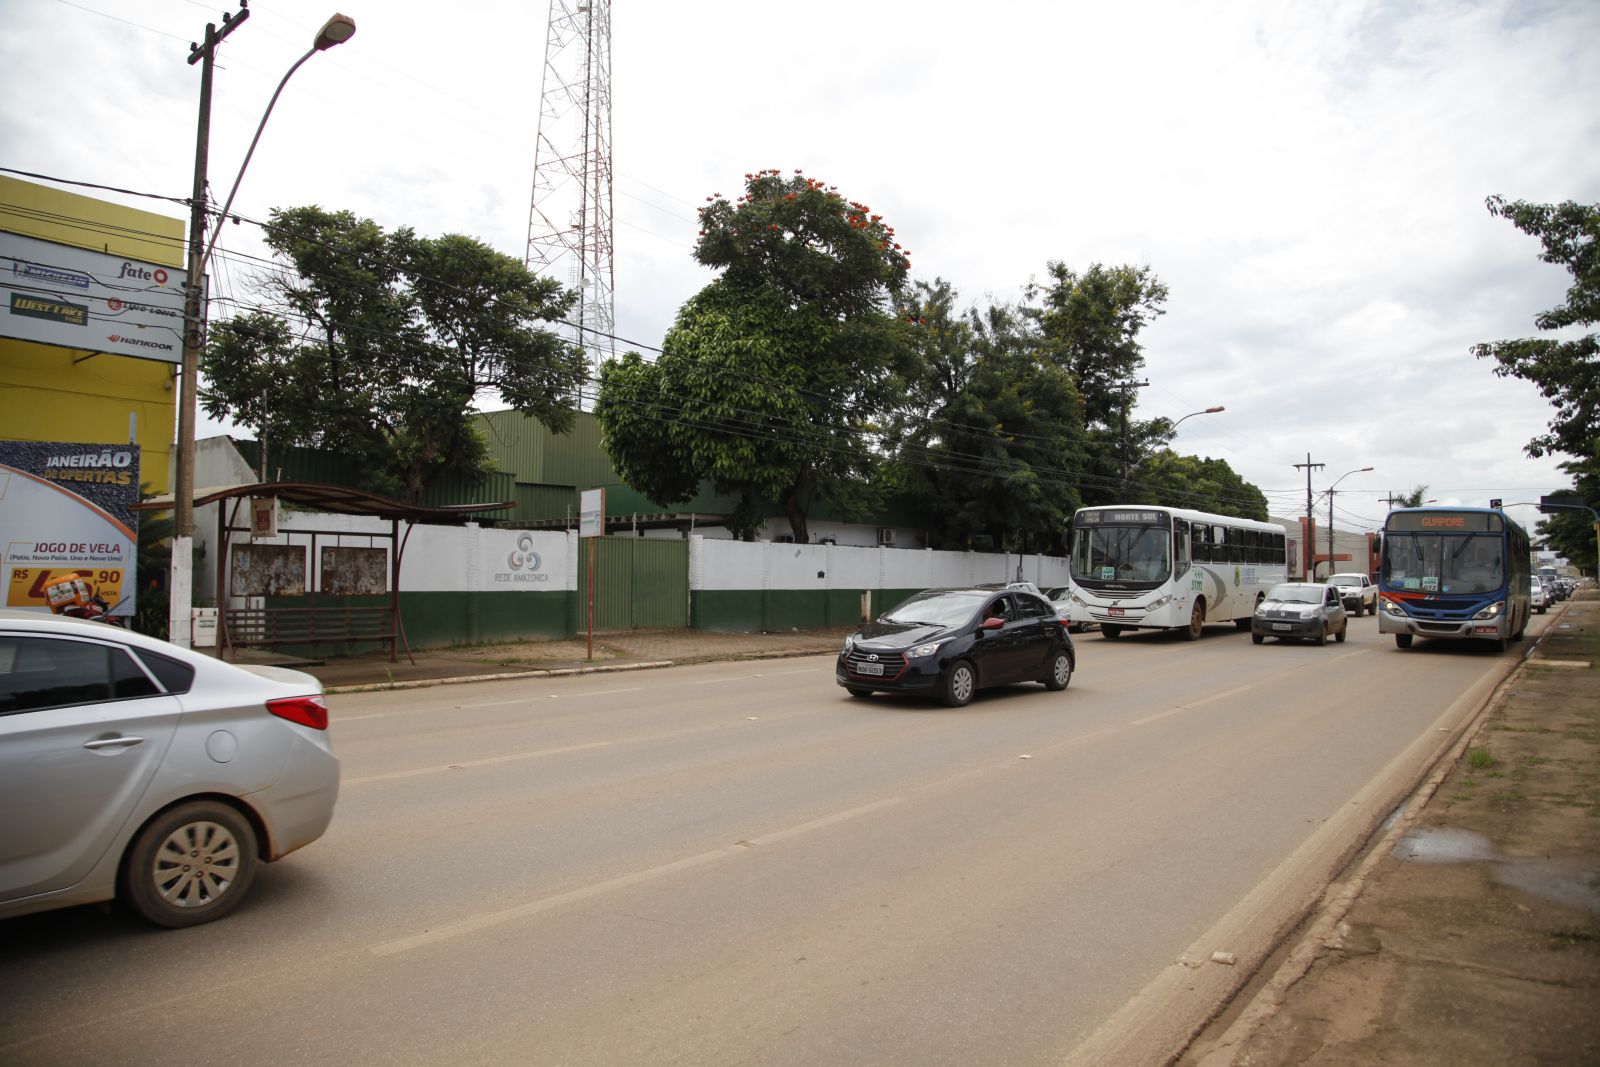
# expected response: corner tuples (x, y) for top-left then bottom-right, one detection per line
(579, 488), (604, 660)
(1538, 494), (1600, 574)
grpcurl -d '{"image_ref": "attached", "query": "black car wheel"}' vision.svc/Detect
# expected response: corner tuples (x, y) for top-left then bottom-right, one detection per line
(845, 686), (874, 699)
(1251, 633), (1265, 645)
(1335, 620), (1347, 643)
(942, 659), (977, 707)
(121, 801), (259, 928)
(1043, 650), (1073, 690)
(1314, 622), (1327, 646)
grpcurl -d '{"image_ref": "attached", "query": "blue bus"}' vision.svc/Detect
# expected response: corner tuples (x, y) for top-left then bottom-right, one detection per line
(1378, 507), (1531, 652)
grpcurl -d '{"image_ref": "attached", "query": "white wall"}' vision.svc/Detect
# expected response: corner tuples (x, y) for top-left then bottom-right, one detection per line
(690, 536), (1069, 592)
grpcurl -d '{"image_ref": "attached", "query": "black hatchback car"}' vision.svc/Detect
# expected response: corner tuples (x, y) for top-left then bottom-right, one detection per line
(836, 586), (1075, 707)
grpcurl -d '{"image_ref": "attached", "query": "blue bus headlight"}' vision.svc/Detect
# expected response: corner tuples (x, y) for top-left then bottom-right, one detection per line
(1382, 600), (1406, 617)
(1473, 601), (1504, 621)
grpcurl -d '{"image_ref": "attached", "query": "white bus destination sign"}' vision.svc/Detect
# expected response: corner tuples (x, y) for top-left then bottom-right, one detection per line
(1, 230), (192, 365)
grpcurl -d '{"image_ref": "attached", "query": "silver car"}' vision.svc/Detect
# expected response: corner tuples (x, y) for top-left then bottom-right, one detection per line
(0, 610), (339, 927)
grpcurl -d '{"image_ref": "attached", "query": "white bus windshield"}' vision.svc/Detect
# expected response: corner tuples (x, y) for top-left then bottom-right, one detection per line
(1071, 523), (1171, 584)
(1383, 532), (1505, 595)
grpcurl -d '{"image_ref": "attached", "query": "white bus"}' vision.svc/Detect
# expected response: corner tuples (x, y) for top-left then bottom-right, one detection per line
(1063, 505), (1289, 640)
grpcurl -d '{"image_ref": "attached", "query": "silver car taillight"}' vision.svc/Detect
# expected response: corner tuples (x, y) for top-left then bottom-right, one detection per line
(268, 695), (329, 730)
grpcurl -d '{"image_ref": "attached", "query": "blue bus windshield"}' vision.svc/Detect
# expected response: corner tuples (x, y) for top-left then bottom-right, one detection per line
(1382, 531), (1504, 595)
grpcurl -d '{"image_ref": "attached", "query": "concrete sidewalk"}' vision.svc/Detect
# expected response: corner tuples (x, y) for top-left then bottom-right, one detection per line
(1188, 594), (1600, 1065)
(222, 626), (854, 693)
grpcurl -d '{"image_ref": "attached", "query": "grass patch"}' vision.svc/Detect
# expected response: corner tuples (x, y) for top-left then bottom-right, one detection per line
(1547, 929), (1597, 951)
(1468, 748), (1494, 770)
(1490, 790), (1525, 811)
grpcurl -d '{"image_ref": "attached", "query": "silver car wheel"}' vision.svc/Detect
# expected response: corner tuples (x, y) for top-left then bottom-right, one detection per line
(943, 661), (976, 707)
(152, 820), (242, 909)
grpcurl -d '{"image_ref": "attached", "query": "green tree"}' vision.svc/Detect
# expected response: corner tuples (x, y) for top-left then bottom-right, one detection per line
(202, 206), (583, 503)
(1028, 263), (1170, 504)
(1397, 485), (1430, 508)
(595, 170), (915, 542)
(1536, 459), (1598, 575)
(1133, 451), (1269, 520)
(887, 280), (1087, 550)
(1472, 195), (1599, 461)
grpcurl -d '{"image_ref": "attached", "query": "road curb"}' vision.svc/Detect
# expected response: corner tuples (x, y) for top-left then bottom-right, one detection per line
(321, 646), (839, 694)
(324, 659), (678, 694)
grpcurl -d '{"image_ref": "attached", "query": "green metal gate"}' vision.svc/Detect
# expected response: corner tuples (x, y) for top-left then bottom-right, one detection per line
(578, 537), (689, 631)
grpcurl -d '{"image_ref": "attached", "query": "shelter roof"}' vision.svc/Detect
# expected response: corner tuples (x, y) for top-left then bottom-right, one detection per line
(132, 481), (513, 523)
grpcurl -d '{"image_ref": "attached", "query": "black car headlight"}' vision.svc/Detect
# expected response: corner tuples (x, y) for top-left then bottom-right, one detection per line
(907, 641), (943, 659)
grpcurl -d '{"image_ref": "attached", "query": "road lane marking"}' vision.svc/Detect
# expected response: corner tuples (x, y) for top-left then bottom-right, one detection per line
(341, 741), (612, 786)
(336, 686), (650, 723)
(368, 797), (904, 957)
(1127, 650), (1374, 727)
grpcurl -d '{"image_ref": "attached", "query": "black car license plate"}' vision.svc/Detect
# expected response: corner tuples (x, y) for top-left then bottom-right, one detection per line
(857, 662), (885, 676)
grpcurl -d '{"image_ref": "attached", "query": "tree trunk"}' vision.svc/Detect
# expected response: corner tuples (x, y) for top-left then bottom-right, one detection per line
(783, 478), (811, 544)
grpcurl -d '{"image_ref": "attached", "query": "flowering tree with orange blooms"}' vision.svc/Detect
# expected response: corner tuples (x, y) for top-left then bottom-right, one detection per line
(596, 170), (918, 542)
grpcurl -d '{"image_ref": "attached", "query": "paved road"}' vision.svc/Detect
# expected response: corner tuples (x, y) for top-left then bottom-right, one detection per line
(0, 614), (1538, 1065)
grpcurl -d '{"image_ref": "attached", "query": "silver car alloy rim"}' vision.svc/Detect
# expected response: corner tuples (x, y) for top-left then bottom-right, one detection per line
(953, 667), (974, 703)
(152, 820), (241, 908)
(1054, 656), (1071, 686)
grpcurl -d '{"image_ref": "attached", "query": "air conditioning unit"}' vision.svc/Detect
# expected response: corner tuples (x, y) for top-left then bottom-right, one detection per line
(877, 528), (896, 546)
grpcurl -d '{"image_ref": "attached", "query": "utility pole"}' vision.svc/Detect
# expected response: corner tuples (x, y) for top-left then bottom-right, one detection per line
(1328, 490), (1337, 579)
(1118, 378), (1150, 500)
(172, 1), (252, 648)
(1293, 454), (1324, 580)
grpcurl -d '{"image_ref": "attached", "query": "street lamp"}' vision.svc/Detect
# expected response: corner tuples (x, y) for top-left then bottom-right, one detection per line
(1169, 405), (1225, 433)
(1324, 466), (1374, 580)
(171, 8), (356, 648)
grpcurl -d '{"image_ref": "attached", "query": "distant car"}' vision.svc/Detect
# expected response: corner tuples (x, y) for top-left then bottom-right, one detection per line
(1530, 576), (1549, 614)
(0, 610), (339, 927)
(1326, 573), (1377, 616)
(837, 586), (1075, 707)
(1251, 582), (1348, 645)
(1044, 585), (1096, 633)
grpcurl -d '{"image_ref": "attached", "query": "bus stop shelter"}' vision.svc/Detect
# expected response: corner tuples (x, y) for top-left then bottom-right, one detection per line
(136, 482), (511, 663)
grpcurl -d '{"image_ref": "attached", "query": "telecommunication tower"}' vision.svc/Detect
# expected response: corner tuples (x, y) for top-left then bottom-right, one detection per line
(526, 0), (614, 388)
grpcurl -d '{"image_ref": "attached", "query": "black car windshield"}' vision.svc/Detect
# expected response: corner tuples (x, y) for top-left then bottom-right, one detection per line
(881, 591), (985, 627)
(1265, 584), (1323, 605)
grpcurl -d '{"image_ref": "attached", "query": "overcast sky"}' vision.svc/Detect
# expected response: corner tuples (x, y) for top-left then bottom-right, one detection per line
(4, 0), (1597, 539)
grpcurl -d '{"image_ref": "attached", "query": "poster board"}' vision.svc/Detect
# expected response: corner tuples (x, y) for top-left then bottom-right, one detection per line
(320, 546), (389, 596)
(229, 544), (307, 596)
(0, 441), (138, 617)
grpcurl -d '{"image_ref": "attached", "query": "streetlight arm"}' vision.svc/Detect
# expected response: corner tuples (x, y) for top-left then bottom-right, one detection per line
(1169, 406), (1225, 432)
(201, 46), (315, 275)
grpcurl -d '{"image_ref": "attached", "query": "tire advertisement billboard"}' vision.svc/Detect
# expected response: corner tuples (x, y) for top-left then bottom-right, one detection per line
(0, 441), (139, 619)
(2, 231), (188, 364)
